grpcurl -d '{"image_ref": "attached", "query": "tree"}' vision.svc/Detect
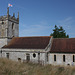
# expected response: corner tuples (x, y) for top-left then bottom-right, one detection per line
(50, 25), (69, 38)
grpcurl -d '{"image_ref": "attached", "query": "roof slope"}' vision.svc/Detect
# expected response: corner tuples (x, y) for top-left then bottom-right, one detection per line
(3, 36), (51, 49)
(50, 38), (75, 53)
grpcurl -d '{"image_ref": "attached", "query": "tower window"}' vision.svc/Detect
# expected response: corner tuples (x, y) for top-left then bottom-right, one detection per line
(63, 55), (65, 62)
(54, 55), (56, 61)
(2, 21), (4, 24)
(2, 20), (4, 24)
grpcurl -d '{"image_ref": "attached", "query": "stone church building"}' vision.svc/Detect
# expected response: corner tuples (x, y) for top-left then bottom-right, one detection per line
(0, 8), (75, 66)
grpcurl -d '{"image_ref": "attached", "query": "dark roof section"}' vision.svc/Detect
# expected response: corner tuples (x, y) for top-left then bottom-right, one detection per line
(3, 36), (52, 49)
(50, 38), (75, 53)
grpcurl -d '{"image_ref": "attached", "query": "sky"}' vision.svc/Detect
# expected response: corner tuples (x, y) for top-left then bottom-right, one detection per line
(0, 0), (75, 38)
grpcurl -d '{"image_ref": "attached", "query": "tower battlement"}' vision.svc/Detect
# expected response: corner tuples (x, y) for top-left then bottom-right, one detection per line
(7, 15), (19, 24)
(0, 16), (7, 20)
(0, 7), (19, 24)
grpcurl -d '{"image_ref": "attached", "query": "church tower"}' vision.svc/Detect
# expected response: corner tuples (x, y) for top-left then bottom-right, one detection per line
(0, 7), (19, 47)
(0, 7), (19, 38)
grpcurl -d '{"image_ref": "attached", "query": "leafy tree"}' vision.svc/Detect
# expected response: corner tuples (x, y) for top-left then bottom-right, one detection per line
(50, 25), (69, 38)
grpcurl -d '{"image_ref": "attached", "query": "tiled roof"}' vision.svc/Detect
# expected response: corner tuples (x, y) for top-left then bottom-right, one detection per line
(3, 36), (52, 49)
(50, 38), (75, 53)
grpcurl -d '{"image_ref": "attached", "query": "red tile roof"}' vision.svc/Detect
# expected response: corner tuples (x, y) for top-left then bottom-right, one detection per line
(50, 38), (75, 53)
(3, 36), (52, 49)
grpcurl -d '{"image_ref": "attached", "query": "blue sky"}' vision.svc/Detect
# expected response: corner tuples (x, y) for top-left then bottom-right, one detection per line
(0, 0), (75, 37)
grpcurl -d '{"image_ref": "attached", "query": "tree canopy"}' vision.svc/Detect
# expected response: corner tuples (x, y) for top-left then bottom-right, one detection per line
(50, 25), (69, 38)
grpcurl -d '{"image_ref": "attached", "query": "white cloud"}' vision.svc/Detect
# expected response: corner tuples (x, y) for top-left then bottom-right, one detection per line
(58, 17), (73, 26)
(19, 22), (52, 36)
(19, 17), (75, 37)
(58, 17), (75, 37)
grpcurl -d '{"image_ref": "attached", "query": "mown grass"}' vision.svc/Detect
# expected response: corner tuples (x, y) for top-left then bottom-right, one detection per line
(0, 58), (75, 75)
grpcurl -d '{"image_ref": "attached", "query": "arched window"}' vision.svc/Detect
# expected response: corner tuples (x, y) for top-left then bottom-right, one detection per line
(63, 55), (65, 62)
(54, 55), (56, 61)
(12, 23), (14, 30)
(12, 23), (14, 37)
(73, 55), (75, 62)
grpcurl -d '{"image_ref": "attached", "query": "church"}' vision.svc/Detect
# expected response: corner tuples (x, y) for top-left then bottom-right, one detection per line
(0, 8), (75, 66)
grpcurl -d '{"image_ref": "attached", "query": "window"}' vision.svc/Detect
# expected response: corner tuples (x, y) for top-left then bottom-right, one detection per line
(33, 53), (36, 58)
(54, 55), (56, 61)
(2, 21), (4, 24)
(38, 53), (40, 55)
(12, 23), (14, 30)
(12, 23), (14, 36)
(26, 53), (30, 61)
(38, 53), (40, 62)
(2, 20), (4, 24)
(47, 53), (48, 62)
(63, 55), (65, 62)
(73, 55), (75, 62)
(6, 53), (9, 59)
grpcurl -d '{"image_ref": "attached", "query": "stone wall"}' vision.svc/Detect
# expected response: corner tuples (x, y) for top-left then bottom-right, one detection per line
(0, 38), (12, 48)
(1, 48), (75, 66)
(8, 21), (19, 38)
(0, 20), (8, 37)
(1, 49), (46, 65)
(49, 53), (75, 66)
(0, 38), (8, 48)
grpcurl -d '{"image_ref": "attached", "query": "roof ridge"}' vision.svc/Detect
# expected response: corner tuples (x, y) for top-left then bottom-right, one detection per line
(13, 36), (52, 38)
(53, 38), (75, 39)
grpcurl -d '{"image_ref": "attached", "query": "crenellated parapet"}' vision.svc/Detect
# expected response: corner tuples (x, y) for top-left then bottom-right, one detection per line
(0, 7), (19, 24)
(0, 16), (7, 21)
(8, 15), (19, 24)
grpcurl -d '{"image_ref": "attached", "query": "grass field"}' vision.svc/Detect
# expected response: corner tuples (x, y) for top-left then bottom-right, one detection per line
(0, 58), (75, 75)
